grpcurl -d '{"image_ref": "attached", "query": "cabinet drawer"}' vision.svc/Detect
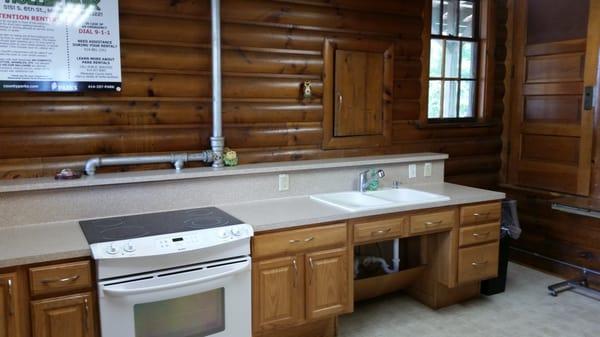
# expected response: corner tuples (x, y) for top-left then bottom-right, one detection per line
(29, 261), (93, 297)
(459, 223), (500, 247)
(353, 217), (407, 244)
(458, 242), (499, 284)
(409, 210), (456, 235)
(253, 223), (347, 259)
(460, 202), (501, 226)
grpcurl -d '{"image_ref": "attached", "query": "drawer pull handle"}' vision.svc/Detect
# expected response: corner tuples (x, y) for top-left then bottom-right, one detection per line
(308, 257), (315, 285)
(425, 220), (443, 226)
(7, 279), (14, 316)
(372, 228), (392, 236)
(292, 258), (298, 288)
(471, 261), (489, 268)
(304, 237), (315, 242)
(41, 275), (80, 285)
(84, 297), (89, 333)
(473, 212), (490, 217)
(289, 239), (301, 244)
(472, 232), (491, 238)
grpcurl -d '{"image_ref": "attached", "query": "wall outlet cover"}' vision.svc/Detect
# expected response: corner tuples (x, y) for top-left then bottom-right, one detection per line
(409, 164), (417, 179)
(424, 163), (433, 177)
(278, 174), (290, 191)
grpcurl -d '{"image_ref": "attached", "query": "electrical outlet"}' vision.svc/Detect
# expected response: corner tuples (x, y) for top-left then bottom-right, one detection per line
(278, 174), (290, 191)
(409, 164), (417, 179)
(424, 163), (433, 177)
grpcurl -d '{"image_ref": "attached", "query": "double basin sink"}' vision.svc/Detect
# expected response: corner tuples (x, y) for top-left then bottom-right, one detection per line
(310, 188), (450, 212)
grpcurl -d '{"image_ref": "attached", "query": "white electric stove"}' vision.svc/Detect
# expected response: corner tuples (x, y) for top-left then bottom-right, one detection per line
(80, 207), (253, 337)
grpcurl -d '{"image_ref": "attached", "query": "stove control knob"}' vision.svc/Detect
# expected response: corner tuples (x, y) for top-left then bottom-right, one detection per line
(231, 226), (242, 237)
(218, 229), (230, 239)
(105, 244), (119, 255)
(123, 242), (136, 253)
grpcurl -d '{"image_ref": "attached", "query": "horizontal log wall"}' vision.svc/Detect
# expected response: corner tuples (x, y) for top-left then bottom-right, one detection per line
(504, 186), (600, 284)
(0, 0), (507, 188)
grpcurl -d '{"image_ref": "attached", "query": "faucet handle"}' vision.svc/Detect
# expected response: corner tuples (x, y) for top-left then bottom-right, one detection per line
(392, 180), (402, 189)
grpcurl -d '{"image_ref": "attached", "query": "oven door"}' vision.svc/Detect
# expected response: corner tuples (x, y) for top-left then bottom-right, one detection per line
(98, 256), (251, 337)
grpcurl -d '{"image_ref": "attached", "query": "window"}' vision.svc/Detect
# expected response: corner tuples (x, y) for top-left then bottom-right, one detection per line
(428, 0), (479, 121)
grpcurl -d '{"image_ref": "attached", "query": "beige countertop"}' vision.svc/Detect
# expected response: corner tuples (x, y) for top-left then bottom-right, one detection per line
(0, 182), (504, 269)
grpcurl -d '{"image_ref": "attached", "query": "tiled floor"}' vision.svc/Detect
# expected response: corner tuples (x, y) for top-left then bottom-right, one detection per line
(339, 263), (600, 337)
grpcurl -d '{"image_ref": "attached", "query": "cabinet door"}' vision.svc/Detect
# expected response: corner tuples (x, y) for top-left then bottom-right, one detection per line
(31, 293), (96, 337)
(334, 50), (384, 137)
(252, 256), (304, 332)
(305, 248), (349, 320)
(322, 39), (394, 149)
(0, 273), (22, 337)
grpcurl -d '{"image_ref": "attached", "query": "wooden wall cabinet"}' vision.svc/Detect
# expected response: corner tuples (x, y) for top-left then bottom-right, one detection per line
(322, 39), (394, 149)
(31, 293), (96, 337)
(252, 223), (351, 335)
(0, 272), (24, 337)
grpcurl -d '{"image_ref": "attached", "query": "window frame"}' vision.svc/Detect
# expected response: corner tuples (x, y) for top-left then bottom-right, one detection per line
(421, 0), (496, 126)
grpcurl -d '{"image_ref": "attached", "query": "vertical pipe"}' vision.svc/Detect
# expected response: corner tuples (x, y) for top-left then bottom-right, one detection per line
(211, 0), (225, 168)
(392, 238), (400, 272)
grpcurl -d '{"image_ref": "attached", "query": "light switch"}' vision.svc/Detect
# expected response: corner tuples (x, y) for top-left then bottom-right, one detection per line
(409, 164), (417, 179)
(278, 174), (290, 191)
(424, 163), (433, 177)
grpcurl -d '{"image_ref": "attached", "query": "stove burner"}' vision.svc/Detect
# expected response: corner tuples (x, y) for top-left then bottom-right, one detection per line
(92, 219), (126, 228)
(100, 226), (151, 241)
(183, 216), (230, 229)
(181, 208), (216, 217)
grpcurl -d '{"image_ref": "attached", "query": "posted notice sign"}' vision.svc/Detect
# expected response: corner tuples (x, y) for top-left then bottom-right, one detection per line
(0, 0), (121, 92)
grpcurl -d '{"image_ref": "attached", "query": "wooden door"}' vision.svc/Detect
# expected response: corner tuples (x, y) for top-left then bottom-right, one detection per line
(508, 0), (598, 195)
(305, 248), (349, 321)
(334, 50), (384, 137)
(31, 293), (96, 337)
(0, 274), (17, 337)
(252, 256), (304, 332)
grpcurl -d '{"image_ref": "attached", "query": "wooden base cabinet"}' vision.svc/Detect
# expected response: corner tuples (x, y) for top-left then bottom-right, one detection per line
(252, 223), (351, 336)
(252, 256), (304, 331)
(1, 273), (23, 337)
(305, 248), (349, 321)
(31, 292), (96, 337)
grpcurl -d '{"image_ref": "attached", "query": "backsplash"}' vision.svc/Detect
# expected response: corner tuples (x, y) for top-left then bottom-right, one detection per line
(0, 158), (444, 228)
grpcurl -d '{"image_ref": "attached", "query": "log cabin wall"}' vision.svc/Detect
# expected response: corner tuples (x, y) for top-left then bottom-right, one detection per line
(0, 0), (508, 188)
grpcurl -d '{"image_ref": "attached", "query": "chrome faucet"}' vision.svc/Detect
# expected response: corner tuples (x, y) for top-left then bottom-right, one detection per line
(359, 169), (385, 192)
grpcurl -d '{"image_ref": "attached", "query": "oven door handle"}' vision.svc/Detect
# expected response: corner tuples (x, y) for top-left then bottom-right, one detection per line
(101, 260), (250, 297)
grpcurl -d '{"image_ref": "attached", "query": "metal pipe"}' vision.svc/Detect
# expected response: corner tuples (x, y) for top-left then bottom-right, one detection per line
(210, 0), (225, 168)
(84, 151), (213, 176)
(83, 0), (226, 175)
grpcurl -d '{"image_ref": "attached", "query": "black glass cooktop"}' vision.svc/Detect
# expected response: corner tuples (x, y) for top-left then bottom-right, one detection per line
(79, 207), (243, 244)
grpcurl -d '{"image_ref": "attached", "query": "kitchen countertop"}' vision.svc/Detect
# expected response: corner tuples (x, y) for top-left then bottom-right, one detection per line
(0, 182), (504, 269)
